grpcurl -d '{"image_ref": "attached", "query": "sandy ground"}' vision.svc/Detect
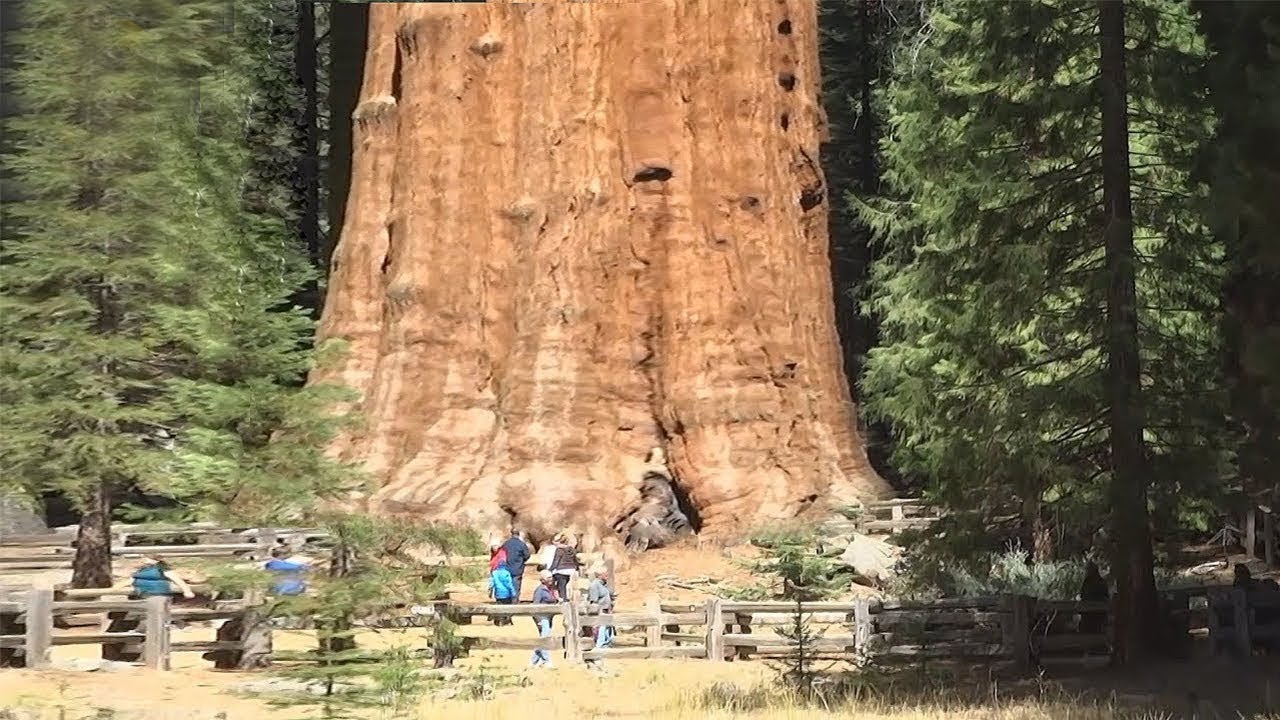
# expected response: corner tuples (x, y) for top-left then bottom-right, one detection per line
(4, 544), (1278, 719)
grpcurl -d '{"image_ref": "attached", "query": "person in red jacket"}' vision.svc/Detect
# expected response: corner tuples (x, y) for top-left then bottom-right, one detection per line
(488, 539), (512, 626)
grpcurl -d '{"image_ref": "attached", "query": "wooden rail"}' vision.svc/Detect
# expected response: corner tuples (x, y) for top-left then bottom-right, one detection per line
(1206, 587), (1280, 656)
(437, 591), (1162, 671)
(0, 588), (263, 670)
(821, 498), (942, 536)
(1, 524), (611, 576)
(4, 585), (1266, 673)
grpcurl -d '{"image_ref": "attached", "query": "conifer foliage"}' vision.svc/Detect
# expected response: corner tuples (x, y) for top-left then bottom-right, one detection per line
(0, 0), (344, 582)
(858, 0), (1221, 659)
(1, 0), (237, 585)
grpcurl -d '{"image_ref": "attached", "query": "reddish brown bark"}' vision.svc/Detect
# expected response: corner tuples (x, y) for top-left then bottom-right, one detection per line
(312, 1), (890, 549)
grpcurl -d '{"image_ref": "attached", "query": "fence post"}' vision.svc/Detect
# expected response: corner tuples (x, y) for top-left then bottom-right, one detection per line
(254, 529), (277, 561)
(143, 595), (171, 670)
(24, 588), (52, 669)
(1230, 588), (1250, 657)
(853, 598), (872, 655)
(704, 598), (724, 662)
(644, 595), (662, 648)
(890, 505), (905, 534)
(999, 595), (1032, 673)
(562, 602), (583, 664)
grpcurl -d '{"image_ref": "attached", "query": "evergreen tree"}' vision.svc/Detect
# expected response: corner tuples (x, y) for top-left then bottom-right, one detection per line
(263, 515), (482, 719)
(135, 0), (355, 527)
(2, 0), (345, 583)
(1194, 1), (1280, 514)
(819, 0), (923, 481)
(0, 0), (240, 586)
(859, 0), (1221, 659)
(748, 527), (845, 701)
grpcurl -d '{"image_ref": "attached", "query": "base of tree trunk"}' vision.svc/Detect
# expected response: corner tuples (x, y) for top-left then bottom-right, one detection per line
(205, 609), (273, 670)
(71, 483), (113, 589)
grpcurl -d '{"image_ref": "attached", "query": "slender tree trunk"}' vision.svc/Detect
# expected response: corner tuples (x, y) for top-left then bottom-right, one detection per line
(1019, 491), (1053, 563)
(325, 2), (367, 273)
(70, 482), (113, 588)
(296, 0), (322, 310)
(312, 2), (890, 546)
(1097, 0), (1157, 663)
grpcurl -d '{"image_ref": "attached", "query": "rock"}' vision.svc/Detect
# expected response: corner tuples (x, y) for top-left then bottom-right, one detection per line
(838, 534), (902, 586)
(310, 1), (891, 543)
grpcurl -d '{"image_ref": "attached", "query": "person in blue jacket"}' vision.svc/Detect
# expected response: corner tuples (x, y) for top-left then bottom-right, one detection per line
(264, 546), (311, 596)
(131, 556), (196, 599)
(489, 557), (517, 609)
(500, 529), (531, 600)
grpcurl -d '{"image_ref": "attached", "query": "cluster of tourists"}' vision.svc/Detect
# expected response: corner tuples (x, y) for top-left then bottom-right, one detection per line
(124, 529), (616, 668)
(488, 529), (616, 668)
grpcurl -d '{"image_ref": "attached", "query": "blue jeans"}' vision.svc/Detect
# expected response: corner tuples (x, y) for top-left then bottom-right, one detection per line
(595, 624), (614, 648)
(531, 617), (552, 666)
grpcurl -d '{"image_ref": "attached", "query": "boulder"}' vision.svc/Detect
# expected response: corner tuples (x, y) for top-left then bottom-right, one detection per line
(838, 534), (902, 586)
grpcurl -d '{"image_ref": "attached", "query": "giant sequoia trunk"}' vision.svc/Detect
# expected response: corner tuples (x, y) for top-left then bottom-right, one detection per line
(312, 1), (889, 548)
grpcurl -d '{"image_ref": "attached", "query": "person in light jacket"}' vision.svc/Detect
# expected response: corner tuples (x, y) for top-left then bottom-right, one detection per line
(586, 566), (617, 650)
(530, 571), (558, 668)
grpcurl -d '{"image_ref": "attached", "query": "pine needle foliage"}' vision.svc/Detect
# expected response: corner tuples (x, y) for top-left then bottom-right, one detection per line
(859, 0), (1226, 573)
(0, 0), (252, 584)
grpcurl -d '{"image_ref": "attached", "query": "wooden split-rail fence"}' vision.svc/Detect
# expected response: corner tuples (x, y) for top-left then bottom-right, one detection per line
(852, 498), (943, 535)
(0, 525), (329, 573)
(0, 587), (265, 671)
(444, 585), (1276, 670)
(0, 523), (616, 575)
(443, 594), (1103, 670)
(1, 584), (1275, 672)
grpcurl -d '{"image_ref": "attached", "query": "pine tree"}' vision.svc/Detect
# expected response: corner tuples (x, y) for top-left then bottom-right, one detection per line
(134, 0), (355, 527)
(859, 0), (1222, 659)
(0, 0), (243, 586)
(265, 515), (483, 719)
(747, 527), (845, 700)
(1194, 1), (1280, 513)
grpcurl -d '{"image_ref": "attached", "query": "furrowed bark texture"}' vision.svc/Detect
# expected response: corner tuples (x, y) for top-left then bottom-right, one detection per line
(312, 1), (889, 548)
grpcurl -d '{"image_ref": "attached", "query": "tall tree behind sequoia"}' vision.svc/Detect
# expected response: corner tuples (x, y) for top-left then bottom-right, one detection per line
(859, 0), (1222, 657)
(1195, 1), (1280, 513)
(144, 1), (356, 528)
(241, 0), (330, 313)
(819, 0), (921, 484)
